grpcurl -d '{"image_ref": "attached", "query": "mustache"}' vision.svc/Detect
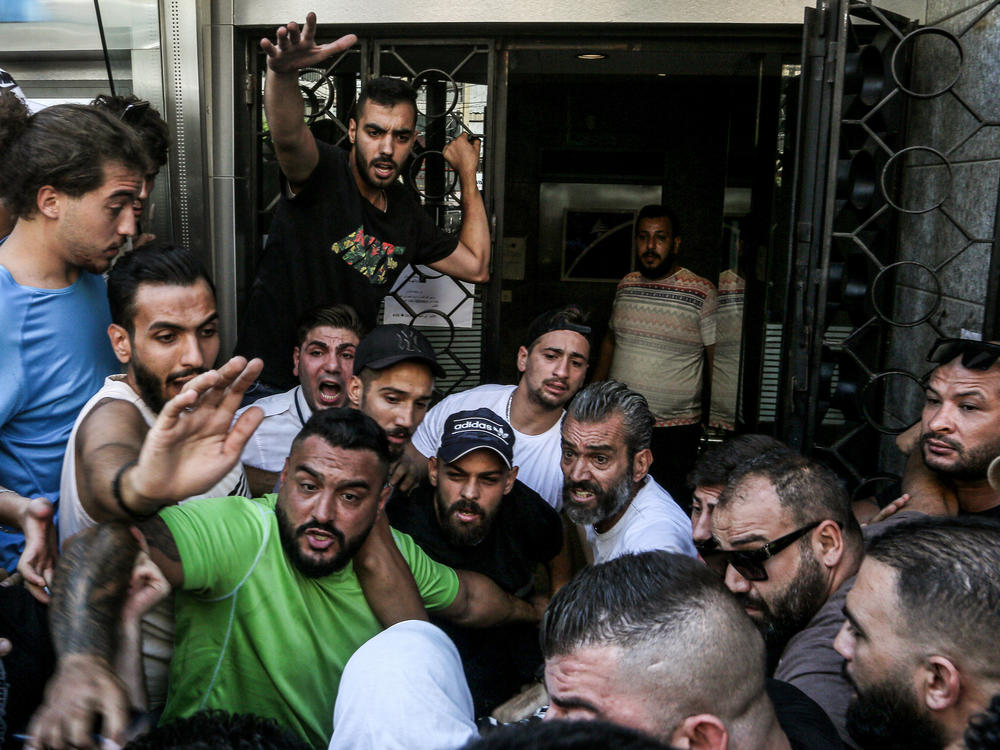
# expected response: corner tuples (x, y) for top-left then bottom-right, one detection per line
(296, 521), (345, 545)
(448, 499), (485, 520)
(565, 480), (602, 496)
(919, 431), (961, 451)
(734, 591), (767, 612)
(167, 367), (208, 384)
(386, 427), (411, 440)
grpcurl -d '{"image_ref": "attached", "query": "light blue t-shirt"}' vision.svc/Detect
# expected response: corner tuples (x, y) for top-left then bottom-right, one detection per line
(0, 264), (118, 572)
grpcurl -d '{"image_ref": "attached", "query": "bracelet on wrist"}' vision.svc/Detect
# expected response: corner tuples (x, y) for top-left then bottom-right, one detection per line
(112, 460), (158, 522)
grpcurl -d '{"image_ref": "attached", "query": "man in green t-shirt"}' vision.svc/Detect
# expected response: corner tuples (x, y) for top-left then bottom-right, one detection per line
(29, 408), (544, 749)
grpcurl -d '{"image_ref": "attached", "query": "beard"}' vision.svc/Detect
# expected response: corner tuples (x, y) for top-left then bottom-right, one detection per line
(130, 349), (208, 415)
(845, 676), (948, 750)
(920, 430), (1000, 481)
(276, 503), (372, 578)
(525, 377), (573, 410)
(735, 543), (828, 653)
(354, 145), (401, 191)
(636, 250), (676, 280)
(436, 494), (498, 547)
(563, 470), (633, 526)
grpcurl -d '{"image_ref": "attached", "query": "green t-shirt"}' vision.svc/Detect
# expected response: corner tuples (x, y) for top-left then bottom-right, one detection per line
(159, 494), (460, 748)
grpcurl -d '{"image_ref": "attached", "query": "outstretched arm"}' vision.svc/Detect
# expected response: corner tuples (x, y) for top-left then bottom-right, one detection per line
(261, 12), (357, 188)
(436, 569), (546, 628)
(427, 134), (490, 282)
(27, 519), (182, 749)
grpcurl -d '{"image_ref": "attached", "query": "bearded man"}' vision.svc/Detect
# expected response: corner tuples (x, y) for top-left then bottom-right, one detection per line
(559, 380), (695, 563)
(592, 205), (717, 507)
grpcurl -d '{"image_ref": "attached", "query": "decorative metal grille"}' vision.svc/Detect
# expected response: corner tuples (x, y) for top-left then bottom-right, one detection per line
(781, 0), (1000, 493)
(254, 38), (493, 396)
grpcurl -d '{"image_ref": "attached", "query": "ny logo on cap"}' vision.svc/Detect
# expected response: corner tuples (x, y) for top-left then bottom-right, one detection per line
(395, 327), (423, 353)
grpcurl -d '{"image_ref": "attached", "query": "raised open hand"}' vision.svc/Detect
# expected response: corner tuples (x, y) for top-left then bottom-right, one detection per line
(260, 12), (357, 74)
(128, 357), (265, 506)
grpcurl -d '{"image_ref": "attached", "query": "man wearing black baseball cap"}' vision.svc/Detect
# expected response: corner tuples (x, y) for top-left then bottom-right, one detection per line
(387, 407), (563, 717)
(346, 324), (444, 479)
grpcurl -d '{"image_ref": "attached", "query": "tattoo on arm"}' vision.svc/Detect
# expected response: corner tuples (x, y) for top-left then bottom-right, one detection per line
(137, 516), (181, 563)
(49, 523), (139, 660)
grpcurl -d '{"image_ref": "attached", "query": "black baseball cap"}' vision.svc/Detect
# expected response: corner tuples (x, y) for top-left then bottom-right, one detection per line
(438, 408), (515, 468)
(354, 324), (446, 378)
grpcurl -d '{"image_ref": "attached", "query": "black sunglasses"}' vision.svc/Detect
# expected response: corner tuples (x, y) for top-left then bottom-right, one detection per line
(702, 521), (823, 582)
(120, 100), (151, 124)
(927, 338), (1000, 371)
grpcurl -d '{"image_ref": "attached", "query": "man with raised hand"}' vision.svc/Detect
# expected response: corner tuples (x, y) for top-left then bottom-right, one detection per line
(236, 12), (490, 395)
(29, 406), (545, 749)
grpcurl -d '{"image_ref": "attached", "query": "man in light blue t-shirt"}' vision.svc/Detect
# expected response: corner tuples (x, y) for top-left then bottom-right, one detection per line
(0, 102), (150, 588)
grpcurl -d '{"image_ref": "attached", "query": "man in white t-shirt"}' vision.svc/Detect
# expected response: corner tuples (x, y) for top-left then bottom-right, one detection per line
(560, 380), (695, 563)
(410, 306), (592, 511)
(238, 304), (365, 496)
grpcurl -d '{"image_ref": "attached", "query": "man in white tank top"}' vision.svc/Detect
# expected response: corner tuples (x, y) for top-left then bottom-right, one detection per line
(58, 244), (262, 709)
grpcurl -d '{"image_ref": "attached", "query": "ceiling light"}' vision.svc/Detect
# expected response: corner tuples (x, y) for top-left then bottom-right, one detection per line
(576, 53), (607, 60)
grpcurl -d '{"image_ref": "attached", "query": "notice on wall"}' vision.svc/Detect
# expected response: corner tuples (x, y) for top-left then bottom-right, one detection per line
(382, 265), (475, 328)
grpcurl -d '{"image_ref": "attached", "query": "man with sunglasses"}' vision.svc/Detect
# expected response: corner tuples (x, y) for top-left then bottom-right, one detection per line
(897, 337), (1000, 518)
(709, 452), (864, 748)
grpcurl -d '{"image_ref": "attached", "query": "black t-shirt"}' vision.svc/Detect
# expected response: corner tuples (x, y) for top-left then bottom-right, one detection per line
(767, 678), (845, 750)
(235, 140), (459, 389)
(387, 479), (563, 717)
(387, 478), (562, 596)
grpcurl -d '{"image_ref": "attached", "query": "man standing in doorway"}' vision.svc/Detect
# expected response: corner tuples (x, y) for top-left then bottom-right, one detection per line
(594, 205), (717, 508)
(236, 13), (491, 394)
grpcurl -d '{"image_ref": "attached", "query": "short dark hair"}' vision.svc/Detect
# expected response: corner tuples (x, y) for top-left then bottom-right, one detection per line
(461, 719), (674, 750)
(105, 244), (215, 335)
(565, 380), (653, 458)
(688, 434), (793, 489)
(541, 551), (766, 726)
(523, 305), (593, 354)
(91, 94), (170, 169)
(867, 516), (1000, 671)
(295, 305), (366, 349)
(292, 407), (392, 479)
(718, 452), (862, 548)
(123, 709), (310, 750)
(355, 77), (417, 123)
(107, 245), (215, 334)
(0, 103), (150, 218)
(636, 205), (681, 237)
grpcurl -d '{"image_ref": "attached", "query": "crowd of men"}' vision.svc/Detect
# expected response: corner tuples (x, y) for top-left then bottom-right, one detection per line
(3, 12), (1000, 750)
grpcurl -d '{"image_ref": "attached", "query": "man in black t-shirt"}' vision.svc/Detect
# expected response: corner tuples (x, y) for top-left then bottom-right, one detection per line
(237, 12), (491, 392)
(387, 408), (563, 717)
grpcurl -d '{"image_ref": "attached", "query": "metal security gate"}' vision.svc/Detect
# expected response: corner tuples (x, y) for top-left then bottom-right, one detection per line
(247, 35), (496, 396)
(779, 0), (1000, 493)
